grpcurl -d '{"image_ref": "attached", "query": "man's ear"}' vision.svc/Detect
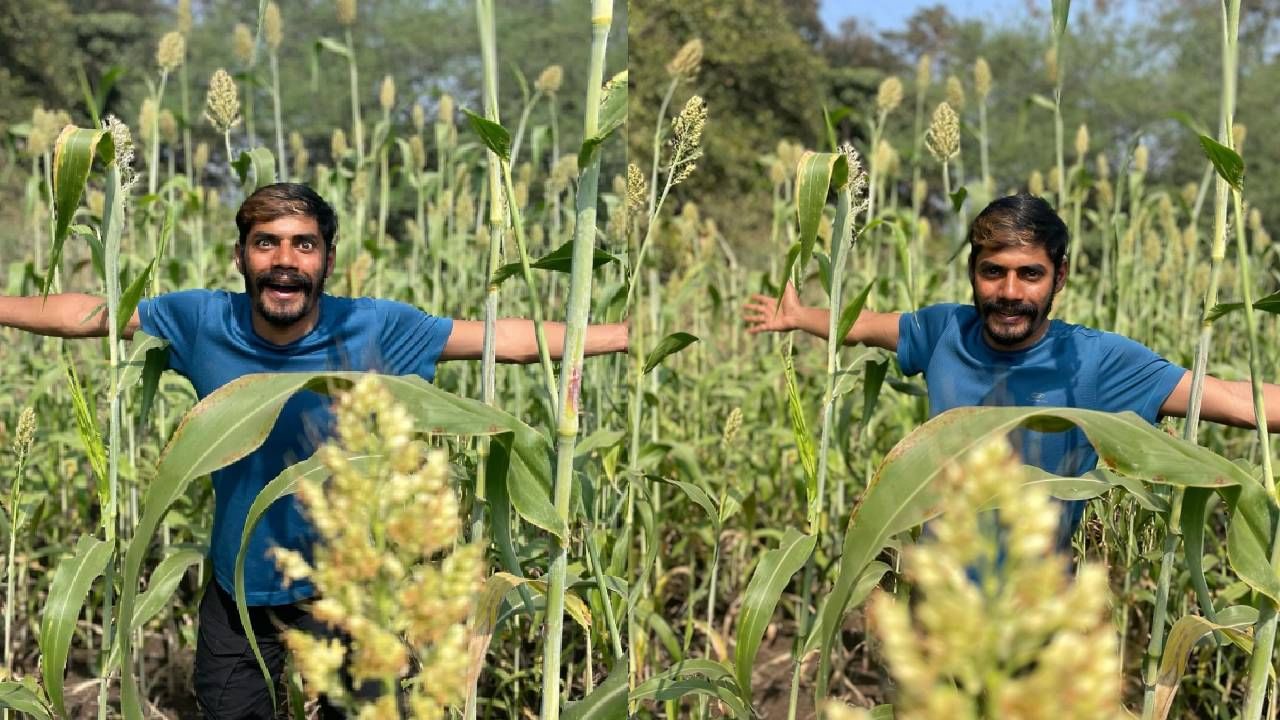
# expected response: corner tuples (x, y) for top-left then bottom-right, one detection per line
(324, 246), (335, 279)
(234, 243), (244, 274)
(1054, 259), (1069, 292)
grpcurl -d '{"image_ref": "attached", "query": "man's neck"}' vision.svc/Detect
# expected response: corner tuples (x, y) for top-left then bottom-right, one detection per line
(251, 306), (321, 346)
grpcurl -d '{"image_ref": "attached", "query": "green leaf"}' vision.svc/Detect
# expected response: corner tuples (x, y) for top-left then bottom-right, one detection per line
(1224, 480), (1280, 603)
(461, 107), (511, 161)
(64, 359), (107, 499)
(102, 547), (206, 671)
(795, 151), (849, 274)
(1181, 487), (1219, 621)
(662, 478), (721, 532)
(783, 351), (819, 530)
(1029, 93), (1056, 111)
(561, 669), (629, 720)
(644, 332), (699, 374)
(734, 528), (816, 707)
(803, 561), (890, 655)
(834, 279), (875, 348)
(1051, 0), (1071, 38)
(315, 36), (351, 58)
(0, 683), (51, 720)
(579, 70), (628, 167)
(631, 660), (748, 718)
(47, 126), (114, 296)
(40, 534), (112, 719)
(121, 372), (559, 715)
(1199, 134), (1244, 191)
(1209, 290), (1280, 322)
(860, 359), (890, 431)
(232, 147), (277, 190)
(116, 206), (175, 339)
(814, 404), (1257, 699)
(491, 240), (618, 286)
(949, 186), (968, 214)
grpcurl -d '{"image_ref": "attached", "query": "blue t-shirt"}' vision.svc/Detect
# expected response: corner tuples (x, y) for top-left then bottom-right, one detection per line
(138, 290), (453, 605)
(897, 303), (1185, 544)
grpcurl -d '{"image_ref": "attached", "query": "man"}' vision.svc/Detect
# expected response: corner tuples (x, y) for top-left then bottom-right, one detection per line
(744, 193), (1280, 548)
(0, 183), (627, 718)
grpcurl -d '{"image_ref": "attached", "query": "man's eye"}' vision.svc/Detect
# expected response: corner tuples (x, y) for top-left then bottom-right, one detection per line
(298, 240), (315, 251)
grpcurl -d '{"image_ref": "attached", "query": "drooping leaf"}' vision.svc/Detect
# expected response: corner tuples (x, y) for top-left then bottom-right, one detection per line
(1152, 612), (1256, 720)
(314, 37), (351, 58)
(1181, 487), (1219, 621)
(47, 126), (114, 296)
(949, 186), (968, 214)
(1223, 480), (1280, 604)
(466, 572), (593, 718)
(644, 332), (698, 374)
(461, 107), (511, 161)
(40, 534), (112, 719)
(232, 147), (277, 190)
(794, 151), (849, 275)
(1199, 134), (1244, 191)
(734, 528), (816, 708)
(631, 659), (748, 718)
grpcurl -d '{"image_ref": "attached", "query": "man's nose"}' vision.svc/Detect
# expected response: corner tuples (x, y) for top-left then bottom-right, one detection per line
(997, 274), (1020, 299)
(272, 242), (298, 267)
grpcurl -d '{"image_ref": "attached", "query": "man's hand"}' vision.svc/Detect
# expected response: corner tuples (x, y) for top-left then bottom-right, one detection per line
(743, 282), (802, 334)
(0, 294), (140, 339)
(441, 319), (628, 363)
(741, 281), (900, 351)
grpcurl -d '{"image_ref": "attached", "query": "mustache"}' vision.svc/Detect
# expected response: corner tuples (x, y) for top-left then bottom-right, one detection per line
(981, 299), (1038, 318)
(254, 269), (314, 293)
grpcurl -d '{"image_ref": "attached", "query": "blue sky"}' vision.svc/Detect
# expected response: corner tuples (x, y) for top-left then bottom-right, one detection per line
(819, 0), (1039, 32)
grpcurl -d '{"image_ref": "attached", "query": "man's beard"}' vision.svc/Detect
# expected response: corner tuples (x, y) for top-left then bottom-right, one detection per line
(247, 268), (322, 328)
(976, 290), (1055, 348)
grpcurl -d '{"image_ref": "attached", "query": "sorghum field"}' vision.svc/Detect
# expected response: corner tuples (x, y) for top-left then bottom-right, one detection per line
(0, 0), (631, 718)
(6, 0), (1280, 719)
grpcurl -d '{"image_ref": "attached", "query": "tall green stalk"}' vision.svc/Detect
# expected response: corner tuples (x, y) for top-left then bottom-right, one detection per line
(541, 2), (611, 716)
(475, 0), (503, 545)
(1141, 2), (1239, 717)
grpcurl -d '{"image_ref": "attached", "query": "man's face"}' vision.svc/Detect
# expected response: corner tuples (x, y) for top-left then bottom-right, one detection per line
(235, 215), (333, 329)
(970, 243), (1066, 351)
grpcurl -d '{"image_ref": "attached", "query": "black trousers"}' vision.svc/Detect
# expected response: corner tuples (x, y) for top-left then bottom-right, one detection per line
(194, 580), (347, 719)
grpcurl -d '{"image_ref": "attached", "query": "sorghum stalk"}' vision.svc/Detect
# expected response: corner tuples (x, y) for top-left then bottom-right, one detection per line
(98, 154), (127, 720)
(541, 3), (611, 717)
(474, 0), (503, 543)
(3, 409), (35, 681)
(1142, 2), (1239, 717)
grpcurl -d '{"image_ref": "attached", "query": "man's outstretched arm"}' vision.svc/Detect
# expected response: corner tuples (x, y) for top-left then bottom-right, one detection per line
(0, 294), (142, 339)
(439, 319), (628, 363)
(742, 282), (900, 352)
(1160, 370), (1280, 433)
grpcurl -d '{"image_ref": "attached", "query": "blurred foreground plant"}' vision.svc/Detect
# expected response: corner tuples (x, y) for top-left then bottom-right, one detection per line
(273, 375), (484, 719)
(829, 436), (1124, 720)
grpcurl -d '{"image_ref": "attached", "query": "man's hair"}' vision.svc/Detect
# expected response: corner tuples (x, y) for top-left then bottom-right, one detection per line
(966, 193), (1069, 274)
(235, 183), (338, 249)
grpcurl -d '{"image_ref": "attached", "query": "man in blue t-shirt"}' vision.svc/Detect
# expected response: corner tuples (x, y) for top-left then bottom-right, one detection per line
(0, 183), (627, 718)
(744, 193), (1280, 548)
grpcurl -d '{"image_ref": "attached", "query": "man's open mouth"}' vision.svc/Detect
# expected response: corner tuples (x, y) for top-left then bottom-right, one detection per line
(262, 281), (308, 302)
